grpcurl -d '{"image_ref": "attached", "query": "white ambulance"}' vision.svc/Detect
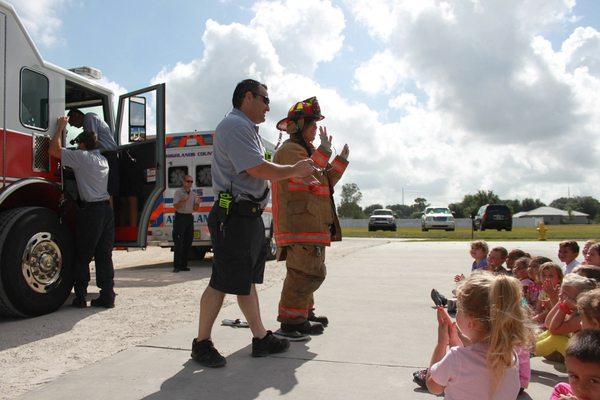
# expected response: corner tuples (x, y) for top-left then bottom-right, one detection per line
(147, 131), (276, 261)
(0, 1), (168, 316)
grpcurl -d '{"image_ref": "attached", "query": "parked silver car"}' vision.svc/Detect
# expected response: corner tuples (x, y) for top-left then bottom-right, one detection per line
(421, 206), (455, 231)
(368, 209), (397, 231)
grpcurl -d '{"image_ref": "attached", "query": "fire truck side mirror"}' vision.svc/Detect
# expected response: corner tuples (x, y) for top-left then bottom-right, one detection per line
(129, 96), (146, 142)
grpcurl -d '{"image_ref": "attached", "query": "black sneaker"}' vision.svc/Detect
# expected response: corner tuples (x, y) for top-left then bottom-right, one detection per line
(412, 368), (428, 389)
(191, 338), (226, 367)
(308, 311), (329, 327)
(430, 288), (447, 307)
(252, 331), (290, 357)
(281, 320), (324, 335)
(90, 296), (115, 308)
(72, 297), (87, 308)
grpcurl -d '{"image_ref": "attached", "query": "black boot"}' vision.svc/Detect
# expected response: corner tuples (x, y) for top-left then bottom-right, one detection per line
(281, 320), (324, 335)
(308, 310), (329, 327)
(91, 290), (115, 308)
(72, 287), (87, 308)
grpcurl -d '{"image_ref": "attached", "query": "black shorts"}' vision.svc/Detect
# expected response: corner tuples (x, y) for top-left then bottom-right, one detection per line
(102, 151), (119, 197)
(208, 204), (266, 295)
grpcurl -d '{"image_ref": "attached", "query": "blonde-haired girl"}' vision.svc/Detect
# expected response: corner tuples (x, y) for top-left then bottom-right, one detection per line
(535, 274), (597, 362)
(426, 272), (533, 399)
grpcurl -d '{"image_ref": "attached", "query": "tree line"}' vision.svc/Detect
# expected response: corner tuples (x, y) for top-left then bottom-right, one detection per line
(337, 183), (600, 221)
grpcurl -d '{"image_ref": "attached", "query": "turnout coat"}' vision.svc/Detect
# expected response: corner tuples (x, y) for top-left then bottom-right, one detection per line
(272, 139), (348, 252)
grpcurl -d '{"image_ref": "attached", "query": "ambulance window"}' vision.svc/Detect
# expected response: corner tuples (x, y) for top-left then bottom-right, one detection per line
(196, 165), (212, 187)
(20, 68), (49, 130)
(168, 166), (188, 188)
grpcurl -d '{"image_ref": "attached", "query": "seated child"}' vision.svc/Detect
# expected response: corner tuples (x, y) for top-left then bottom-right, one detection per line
(575, 244), (600, 280)
(535, 274), (597, 362)
(485, 246), (509, 275)
(549, 330), (600, 400)
(581, 239), (598, 266)
(512, 257), (534, 302)
(578, 288), (600, 330)
(584, 243), (600, 267)
(533, 261), (563, 324)
(526, 256), (551, 308)
(426, 273), (533, 400)
(506, 249), (531, 275)
(559, 240), (581, 275)
(454, 241), (488, 284)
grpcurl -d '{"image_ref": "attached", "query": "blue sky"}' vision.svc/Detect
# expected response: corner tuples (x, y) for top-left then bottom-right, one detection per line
(12, 0), (600, 206)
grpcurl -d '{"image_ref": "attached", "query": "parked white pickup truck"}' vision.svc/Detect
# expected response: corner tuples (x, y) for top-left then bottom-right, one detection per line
(368, 209), (397, 231)
(421, 206), (456, 231)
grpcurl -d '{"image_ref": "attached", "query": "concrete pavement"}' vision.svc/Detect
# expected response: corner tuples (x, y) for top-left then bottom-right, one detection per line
(17, 240), (567, 399)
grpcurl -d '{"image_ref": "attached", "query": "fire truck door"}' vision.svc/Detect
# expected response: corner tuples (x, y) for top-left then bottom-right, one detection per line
(0, 11), (5, 181)
(113, 83), (165, 247)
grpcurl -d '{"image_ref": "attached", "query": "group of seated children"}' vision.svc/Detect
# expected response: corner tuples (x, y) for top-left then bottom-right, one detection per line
(414, 239), (600, 400)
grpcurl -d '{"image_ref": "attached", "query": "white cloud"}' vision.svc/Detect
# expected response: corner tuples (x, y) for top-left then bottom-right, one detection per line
(250, 0), (345, 74)
(10, 0), (66, 47)
(353, 50), (409, 95)
(150, 0), (600, 207)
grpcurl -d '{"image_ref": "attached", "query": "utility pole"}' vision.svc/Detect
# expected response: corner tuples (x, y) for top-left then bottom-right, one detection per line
(402, 188), (404, 206)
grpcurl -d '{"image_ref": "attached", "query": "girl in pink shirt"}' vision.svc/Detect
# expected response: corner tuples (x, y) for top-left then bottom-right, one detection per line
(426, 273), (534, 400)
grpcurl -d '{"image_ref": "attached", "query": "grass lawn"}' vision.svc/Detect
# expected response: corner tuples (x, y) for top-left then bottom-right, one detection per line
(342, 225), (600, 241)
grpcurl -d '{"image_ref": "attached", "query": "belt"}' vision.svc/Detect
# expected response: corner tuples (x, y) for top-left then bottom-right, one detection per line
(215, 200), (263, 217)
(80, 199), (110, 207)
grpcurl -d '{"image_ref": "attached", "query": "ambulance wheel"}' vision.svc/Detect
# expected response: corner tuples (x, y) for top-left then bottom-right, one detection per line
(0, 207), (74, 317)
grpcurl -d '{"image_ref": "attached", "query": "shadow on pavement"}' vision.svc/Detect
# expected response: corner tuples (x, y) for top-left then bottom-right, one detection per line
(142, 343), (316, 400)
(112, 260), (212, 288)
(0, 294), (103, 352)
(530, 368), (567, 388)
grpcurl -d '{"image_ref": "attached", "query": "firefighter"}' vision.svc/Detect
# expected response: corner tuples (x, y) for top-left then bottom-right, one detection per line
(49, 116), (116, 308)
(273, 96), (349, 337)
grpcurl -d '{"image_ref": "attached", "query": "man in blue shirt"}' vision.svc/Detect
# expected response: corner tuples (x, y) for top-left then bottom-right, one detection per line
(191, 79), (317, 368)
(49, 116), (116, 309)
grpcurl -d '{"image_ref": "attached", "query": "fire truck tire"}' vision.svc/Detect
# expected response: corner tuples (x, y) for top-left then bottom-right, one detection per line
(0, 207), (74, 317)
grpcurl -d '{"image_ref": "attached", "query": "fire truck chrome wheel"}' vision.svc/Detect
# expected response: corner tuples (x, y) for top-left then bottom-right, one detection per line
(21, 232), (63, 294)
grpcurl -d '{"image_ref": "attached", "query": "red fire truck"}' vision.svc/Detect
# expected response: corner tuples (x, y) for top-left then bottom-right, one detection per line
(0, 1), (166, 317)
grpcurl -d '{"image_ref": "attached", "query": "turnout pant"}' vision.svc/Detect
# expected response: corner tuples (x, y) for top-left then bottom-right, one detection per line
(73, 201), (115, 298)
(278, 245), (326, 324)
(173, 212), (194, 270)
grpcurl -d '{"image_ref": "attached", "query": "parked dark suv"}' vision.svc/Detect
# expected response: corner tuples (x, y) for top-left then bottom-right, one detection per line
(473, 204), (512, 231)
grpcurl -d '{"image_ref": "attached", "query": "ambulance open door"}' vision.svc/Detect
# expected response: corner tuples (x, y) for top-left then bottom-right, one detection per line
(113, 83), (165, 247)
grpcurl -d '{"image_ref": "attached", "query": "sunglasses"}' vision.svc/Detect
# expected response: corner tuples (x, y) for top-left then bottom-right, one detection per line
(184, 180), (193, 183)
(252, 92), (270, 106)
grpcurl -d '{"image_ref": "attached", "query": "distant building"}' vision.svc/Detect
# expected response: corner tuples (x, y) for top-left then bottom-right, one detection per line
(513, 206), (589, 225)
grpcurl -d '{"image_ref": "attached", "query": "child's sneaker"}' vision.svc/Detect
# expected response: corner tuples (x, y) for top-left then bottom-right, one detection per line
(191, 338), (226, 368)
(252, 331), (290, 357)
(412, 368), (428, 389)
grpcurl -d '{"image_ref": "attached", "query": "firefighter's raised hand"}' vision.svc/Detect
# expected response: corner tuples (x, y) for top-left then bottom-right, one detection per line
(319, 126), (332, 152)
(57, 116), (69, 132)
(292, 158), (317, 178)
(340, 144), (349, 160)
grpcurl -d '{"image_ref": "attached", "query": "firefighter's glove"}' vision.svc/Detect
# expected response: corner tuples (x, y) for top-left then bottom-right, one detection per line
(318, 126), (332, 153)
(340, 143), (349, 160)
